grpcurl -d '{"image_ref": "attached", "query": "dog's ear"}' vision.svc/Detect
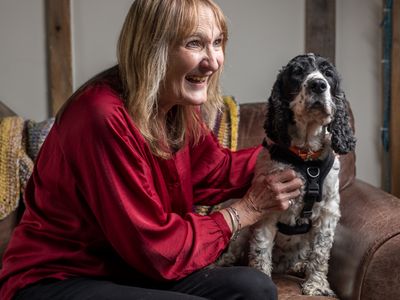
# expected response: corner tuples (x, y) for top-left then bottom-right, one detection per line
(328, 92), (356, 154)
(264, 70), (293, 146)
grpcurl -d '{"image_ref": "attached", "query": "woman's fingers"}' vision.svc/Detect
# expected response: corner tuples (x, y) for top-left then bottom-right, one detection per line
(262, 169), (303, 211)
(238, 168), (304, 226)
(266, 169), (302, 193)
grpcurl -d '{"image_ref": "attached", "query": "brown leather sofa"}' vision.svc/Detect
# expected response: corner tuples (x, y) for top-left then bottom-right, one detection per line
(238, 103), (400, 300)
(1, 100), (400, 300)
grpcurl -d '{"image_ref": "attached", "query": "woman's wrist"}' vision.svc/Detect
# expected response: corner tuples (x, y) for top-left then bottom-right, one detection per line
(232, 196), (264, 228)
(220, 207), (242, 240)
(226, 207), (241, 240)
(220, 195), (265, 239)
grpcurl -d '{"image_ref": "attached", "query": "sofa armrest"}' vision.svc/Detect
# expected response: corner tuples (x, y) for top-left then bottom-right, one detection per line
(328, 179), (400, 300)
(0, 101), (16, 117)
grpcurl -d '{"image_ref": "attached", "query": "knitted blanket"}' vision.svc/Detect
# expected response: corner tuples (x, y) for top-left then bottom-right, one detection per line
(0, 117), (54, 220)
(212, 96), (239, 151)
(195, 96), (240, 215)
(0, 117), (32, 220)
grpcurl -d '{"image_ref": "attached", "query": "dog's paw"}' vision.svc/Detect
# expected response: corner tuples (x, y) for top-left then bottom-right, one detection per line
(215, 252), (237, 267)
(301, 280), (337, 297)
(290, 261), (306, 274)
(248, 259), (272, 277)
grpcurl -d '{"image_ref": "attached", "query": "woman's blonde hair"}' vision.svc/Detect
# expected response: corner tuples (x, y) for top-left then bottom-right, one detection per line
(117, 0), (228, 158)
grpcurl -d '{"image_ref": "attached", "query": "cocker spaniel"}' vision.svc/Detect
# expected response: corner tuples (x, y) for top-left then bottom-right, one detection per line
(217, 53), (356, 297)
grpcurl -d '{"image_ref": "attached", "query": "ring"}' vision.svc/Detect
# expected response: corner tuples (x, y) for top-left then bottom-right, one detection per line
(288, 199), (294, 206)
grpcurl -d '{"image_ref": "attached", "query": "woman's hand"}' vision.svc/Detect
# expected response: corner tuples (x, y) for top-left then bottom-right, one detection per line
(221, 167), (303, 233)
(234, 170), (303, 228)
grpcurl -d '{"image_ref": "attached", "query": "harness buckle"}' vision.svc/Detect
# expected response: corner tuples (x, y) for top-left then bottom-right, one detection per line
(307, 174), (321, 202)
(301, 210), (313, 218)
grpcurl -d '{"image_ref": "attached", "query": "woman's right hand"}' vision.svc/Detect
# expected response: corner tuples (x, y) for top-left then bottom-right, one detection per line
(221, 169), (303, 231)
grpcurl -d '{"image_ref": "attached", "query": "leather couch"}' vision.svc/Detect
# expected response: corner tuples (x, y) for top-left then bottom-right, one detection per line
(1, 100), (400, 300)
(238, 103), (400, 300)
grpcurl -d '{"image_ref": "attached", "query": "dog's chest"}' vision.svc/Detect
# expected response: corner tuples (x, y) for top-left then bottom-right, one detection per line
(274, 230), (308, 249)
(272, 157), (341, 234)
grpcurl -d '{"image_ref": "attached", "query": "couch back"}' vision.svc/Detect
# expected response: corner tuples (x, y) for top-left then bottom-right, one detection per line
(237, 102), (356, 191)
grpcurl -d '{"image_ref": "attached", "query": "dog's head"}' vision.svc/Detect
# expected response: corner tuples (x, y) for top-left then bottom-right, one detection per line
(264, 53), (356, 154)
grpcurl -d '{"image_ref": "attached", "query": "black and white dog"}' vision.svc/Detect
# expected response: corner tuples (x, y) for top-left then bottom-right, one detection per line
(217, 53), (356, 296)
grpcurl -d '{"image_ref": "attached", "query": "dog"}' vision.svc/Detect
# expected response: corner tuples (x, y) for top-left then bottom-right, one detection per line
(216, 53), (356, 297)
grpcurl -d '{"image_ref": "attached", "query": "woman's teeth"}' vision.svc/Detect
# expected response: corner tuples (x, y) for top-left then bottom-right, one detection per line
(186, 75), (207, 83)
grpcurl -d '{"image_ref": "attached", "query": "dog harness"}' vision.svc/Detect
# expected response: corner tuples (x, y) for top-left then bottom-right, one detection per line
(262, 139), (335, 235)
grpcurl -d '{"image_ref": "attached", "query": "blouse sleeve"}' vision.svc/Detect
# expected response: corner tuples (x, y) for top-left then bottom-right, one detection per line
(58, 86), (232, 281)
(191, 132), (262, 206)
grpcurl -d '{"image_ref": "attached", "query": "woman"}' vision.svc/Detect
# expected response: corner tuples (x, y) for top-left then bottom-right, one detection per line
(0, 0), (302, 299)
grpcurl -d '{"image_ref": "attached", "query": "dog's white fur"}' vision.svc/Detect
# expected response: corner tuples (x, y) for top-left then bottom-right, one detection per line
(216, 54), (356, 297)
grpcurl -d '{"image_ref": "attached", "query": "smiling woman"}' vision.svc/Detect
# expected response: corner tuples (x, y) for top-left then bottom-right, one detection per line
(0, 1), (304, 300)
(157, 4), (225, 125)
(117, 0), (228, 158)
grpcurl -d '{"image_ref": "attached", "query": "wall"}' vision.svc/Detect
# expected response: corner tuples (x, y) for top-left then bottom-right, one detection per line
(0, 0), (47, 120)
(0, 0), (383, 187)
(336, 0), (383, 188)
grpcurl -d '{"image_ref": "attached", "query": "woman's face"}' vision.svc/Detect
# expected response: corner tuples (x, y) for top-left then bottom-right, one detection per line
(158, 5), (225, 113)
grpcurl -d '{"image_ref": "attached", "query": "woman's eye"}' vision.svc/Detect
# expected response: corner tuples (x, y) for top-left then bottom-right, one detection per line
(214, 38), (223, 47)
(186, 40), (202, 48)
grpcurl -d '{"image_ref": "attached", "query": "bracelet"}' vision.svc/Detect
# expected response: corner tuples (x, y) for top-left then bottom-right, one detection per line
(226, 207), (237, 235)
(226, 207), (241, 241)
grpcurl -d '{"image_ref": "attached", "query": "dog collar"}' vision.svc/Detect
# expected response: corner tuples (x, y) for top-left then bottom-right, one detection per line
(288, 146), (323, 161)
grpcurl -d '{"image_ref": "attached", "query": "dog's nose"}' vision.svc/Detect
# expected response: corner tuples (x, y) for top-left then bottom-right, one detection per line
(308, 79), (327, 94)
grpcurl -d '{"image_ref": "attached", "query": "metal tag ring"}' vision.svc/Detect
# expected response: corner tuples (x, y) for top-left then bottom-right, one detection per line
(307, 167), (320, 178)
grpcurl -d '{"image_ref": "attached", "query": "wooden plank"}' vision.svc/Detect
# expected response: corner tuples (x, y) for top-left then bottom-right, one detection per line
(45, 0), (72, 116)
(390, 0), (400, 197)
(305, 0), (336, 62)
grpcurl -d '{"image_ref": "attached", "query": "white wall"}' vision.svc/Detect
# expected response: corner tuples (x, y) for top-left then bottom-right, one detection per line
(0, 0), (383, 188)
(72, 0), (133, 88)
(214, 0), (305, 102)
(0, 0), (47, 120)
(336, 0), (383, 188)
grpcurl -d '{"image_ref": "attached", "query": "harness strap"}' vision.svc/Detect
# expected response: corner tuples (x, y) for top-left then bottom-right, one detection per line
(277, 221), (312, 235)
(262, 139), (335, 235)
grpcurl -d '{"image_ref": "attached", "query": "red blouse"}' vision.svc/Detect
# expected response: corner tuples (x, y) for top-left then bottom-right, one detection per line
(0, 83), (261, 300)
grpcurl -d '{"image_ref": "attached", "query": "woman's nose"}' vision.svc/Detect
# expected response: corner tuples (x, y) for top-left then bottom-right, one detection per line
(200, 48), (221, 72)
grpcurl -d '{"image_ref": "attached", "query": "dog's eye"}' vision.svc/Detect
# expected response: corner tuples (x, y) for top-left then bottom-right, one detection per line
(324, 69), (334, 77)
(292, 67), (303, 76)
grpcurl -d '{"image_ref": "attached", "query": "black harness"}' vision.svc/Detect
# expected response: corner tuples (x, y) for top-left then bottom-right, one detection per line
(262, 139), (335, 235)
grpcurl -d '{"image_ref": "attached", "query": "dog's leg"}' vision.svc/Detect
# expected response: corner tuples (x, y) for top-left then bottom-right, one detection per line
(248, 216), (278, 276)
(301, 213), (339, 297)
(273, 235), (310, 275)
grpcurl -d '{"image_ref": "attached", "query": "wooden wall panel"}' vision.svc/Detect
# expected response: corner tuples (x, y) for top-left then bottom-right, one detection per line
(45, 0), (72, 116)
(305, 0), (336, 62)
(391, 0), (400, 197)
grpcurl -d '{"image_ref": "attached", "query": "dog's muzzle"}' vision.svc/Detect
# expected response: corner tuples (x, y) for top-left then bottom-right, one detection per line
(307, 78), (328, 95)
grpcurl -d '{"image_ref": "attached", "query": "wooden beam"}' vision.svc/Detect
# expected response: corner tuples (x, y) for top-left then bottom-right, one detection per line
(45, 0), (73, 116)
(390, 0), (400, 197)
(305, 0), (336, 63)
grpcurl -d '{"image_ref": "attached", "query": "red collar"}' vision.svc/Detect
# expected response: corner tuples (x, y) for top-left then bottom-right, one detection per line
(288, 146), (323, 161)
